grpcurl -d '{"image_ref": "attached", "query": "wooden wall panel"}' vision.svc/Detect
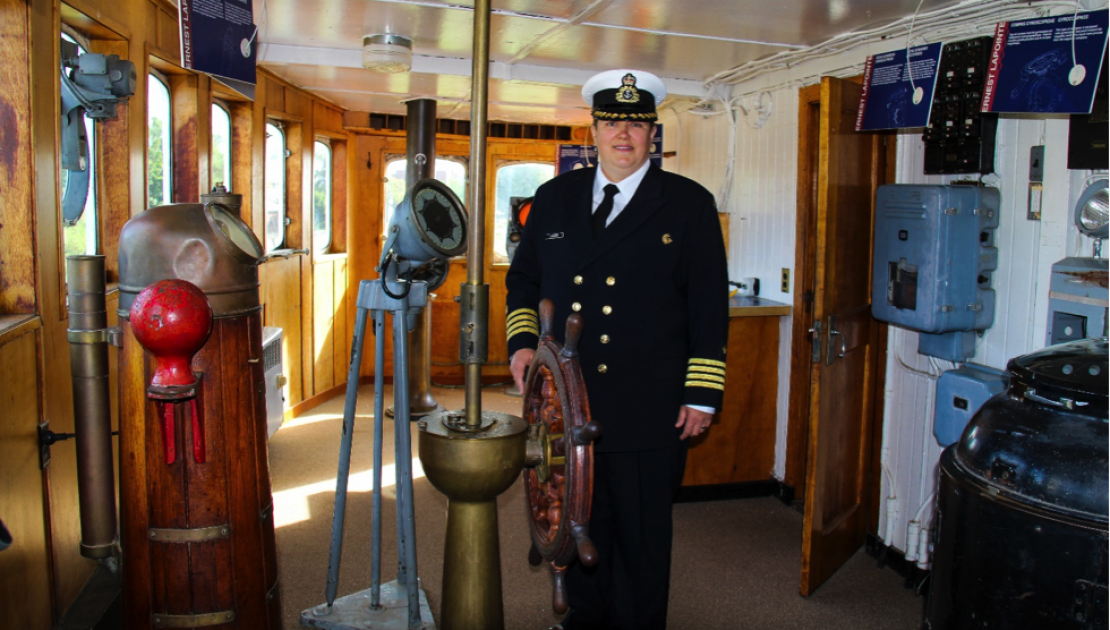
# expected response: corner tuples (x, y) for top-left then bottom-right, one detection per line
(260, 258), (304, 405)
(0, 331), (52, 630)
(0, 0), (37, 314)
(170, 74), (200, 203)
(312, 261), (336, 394)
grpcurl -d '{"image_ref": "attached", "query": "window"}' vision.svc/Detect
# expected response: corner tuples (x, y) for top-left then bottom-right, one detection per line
(383, 157), (467, 235)
(264, 121), (286, 252)
(61, 32), (98, 264)
(312, 140), (332, 252)
(147, 71), (172, 207)
(211, 101), (232, 189)
(493, 162), (554, 262)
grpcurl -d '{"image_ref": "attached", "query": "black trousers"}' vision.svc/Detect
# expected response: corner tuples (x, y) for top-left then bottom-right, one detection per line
(561, 442), (688, 630)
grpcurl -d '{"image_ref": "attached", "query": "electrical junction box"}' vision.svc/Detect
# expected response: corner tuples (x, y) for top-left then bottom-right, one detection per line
(934, 363), (1009, 447)
(1046, 257), (1109, 345)
(872, 184), (1000, 361)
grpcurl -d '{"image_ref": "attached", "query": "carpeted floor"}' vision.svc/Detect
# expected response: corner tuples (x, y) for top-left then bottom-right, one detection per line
(269, 384), (923, 630)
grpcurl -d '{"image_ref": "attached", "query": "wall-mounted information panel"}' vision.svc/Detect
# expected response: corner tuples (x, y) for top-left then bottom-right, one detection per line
(923, 37), (998, 175)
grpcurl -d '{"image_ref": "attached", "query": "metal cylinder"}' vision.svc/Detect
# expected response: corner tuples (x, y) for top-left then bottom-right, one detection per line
(419, 411), (528, 630)
(66, 255), (119, 559)
(406, 98), (440, 417)
(464, 0), (491, 427)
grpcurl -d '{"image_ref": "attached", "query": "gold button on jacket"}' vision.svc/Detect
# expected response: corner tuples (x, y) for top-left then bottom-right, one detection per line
(572, 302), (582, 312)
(602, 305), (612, 315)
(600, 335), (610, 344)
(606, 277), (616, 286)
(598, 364), (608, 373)
(574, 275), (584, 285)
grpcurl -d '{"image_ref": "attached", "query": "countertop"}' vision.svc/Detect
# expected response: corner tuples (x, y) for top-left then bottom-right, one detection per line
(728, 295), (791, 317)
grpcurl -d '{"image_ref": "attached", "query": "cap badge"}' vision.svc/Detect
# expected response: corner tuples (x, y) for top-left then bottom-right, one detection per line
(616, 73), (641, 104)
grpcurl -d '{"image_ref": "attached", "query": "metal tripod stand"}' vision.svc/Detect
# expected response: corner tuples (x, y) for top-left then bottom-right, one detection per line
(301, 270), (435, 630)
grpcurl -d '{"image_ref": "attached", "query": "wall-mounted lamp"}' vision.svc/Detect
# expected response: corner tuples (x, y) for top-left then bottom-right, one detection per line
(363, 34), (413, 73)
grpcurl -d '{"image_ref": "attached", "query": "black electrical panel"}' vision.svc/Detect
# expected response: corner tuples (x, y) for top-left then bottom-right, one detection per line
(923, 37), (997, 175)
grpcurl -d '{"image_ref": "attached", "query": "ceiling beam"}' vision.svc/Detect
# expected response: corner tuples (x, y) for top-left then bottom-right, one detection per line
(258, 43), (708, 97)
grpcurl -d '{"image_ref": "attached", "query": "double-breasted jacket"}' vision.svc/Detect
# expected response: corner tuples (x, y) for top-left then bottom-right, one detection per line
(506, 164), (729, 452)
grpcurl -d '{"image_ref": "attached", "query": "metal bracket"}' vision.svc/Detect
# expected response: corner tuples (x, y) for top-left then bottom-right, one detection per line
(147, 525), (230, 543)
(151, 611), (236, 627)
(808, 321), (822, 364)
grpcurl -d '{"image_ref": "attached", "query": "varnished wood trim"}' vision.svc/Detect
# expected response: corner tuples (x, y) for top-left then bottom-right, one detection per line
(729, 304), (791, 317)
(61, 1), (131, 39)
(0, 315), (42, 348)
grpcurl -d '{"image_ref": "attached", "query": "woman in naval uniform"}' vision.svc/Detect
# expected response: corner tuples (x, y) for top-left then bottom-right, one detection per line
(506, 69), (730, 630)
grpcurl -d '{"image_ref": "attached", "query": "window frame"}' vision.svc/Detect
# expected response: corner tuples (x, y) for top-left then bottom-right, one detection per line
(312, 137), (333, 253)
(146, 68), (173, 208)
(491, 160), (556, 265)
(211, 99), (233, 191)
(263, 119), (288, 253)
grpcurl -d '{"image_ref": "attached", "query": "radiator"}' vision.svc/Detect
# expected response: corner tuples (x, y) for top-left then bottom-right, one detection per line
(262, 327), (285, 439)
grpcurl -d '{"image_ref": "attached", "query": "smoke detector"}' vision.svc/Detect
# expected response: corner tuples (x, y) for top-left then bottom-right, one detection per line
(362, 34), (413, 73)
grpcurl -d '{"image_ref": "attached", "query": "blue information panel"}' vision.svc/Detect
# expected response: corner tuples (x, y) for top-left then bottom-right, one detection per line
(856, 43), (944, 131)
(557, 125), (663, 174)
(981, 10), (1108, 114)
(179, 0), (257, 86)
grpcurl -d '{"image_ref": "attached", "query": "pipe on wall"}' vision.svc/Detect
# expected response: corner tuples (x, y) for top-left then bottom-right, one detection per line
(406, 98), (441, 417)
(66, 255), (119, 560)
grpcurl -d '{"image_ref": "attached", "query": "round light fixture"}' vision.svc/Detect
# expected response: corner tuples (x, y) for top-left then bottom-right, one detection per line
(1074, 178), (1109, 241)
(362, 34), (413, 73)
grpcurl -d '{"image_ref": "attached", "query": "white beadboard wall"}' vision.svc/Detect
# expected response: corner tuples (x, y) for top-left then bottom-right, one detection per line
(658, 2), (1104, 557)
(659, 90), (800, 483)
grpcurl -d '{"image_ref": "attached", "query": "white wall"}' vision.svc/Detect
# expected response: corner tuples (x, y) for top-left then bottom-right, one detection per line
(659, 5), (1106, 557)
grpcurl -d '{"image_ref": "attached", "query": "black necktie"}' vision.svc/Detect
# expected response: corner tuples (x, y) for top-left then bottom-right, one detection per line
(592, 184), (620, 238)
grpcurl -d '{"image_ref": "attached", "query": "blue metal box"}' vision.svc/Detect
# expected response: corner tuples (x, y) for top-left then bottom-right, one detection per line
(934, 363), (1009, 447)
(1045, 256), (1108, 345)
(872, 185), (1000, 333)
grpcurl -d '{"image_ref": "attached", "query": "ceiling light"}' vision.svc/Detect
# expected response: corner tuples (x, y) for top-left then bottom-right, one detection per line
(1075, 178), (1109, 241)
(363, 34), (413, 73)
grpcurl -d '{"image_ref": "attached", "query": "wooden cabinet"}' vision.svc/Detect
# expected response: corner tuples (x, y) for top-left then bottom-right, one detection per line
(682, 299), (788, 487)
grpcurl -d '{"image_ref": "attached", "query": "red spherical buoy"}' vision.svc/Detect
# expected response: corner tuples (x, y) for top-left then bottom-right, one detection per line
(129, 279), (213, 388)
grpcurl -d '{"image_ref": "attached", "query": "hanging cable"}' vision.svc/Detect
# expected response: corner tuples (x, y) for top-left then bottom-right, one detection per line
(380, 255), (413, 299)
(905, 0), (928, 99)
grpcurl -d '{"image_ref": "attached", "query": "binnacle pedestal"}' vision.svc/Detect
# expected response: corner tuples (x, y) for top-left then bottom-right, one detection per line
(418, 411), (528, 630)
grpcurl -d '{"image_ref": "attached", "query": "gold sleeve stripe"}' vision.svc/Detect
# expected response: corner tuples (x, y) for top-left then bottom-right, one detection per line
(507, 324), (540, 340)
(507, 320), (539, 335)
(688, 366), (726, 377)
(686, 373), (725, 384)
(686, 380), (725, 391)
(508, 312), (537, 328)
(508, 308), (538, 319)
(689, 358), (726, 368)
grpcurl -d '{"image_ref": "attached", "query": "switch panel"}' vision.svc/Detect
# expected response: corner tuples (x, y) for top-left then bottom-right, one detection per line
(923, 37), (998, 175)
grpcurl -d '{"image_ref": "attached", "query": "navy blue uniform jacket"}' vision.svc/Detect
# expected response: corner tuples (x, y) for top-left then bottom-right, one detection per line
(506, 164), (729, 452)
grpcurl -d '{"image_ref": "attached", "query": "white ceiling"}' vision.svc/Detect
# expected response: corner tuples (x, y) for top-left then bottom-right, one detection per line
(254, 0), (967, 125)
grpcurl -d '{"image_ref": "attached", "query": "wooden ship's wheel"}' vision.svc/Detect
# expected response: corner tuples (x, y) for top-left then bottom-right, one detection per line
(522, 299), (602, 614)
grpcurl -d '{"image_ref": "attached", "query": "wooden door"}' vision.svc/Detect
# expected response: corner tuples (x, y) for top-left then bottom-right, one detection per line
(798, 76), (883, 596)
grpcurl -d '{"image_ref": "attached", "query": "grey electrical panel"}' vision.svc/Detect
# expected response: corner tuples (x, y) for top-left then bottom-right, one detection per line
(934, 363), (1009, 447)
(1046, 257), (1109, 345)
(871, 184), (1000, 361)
